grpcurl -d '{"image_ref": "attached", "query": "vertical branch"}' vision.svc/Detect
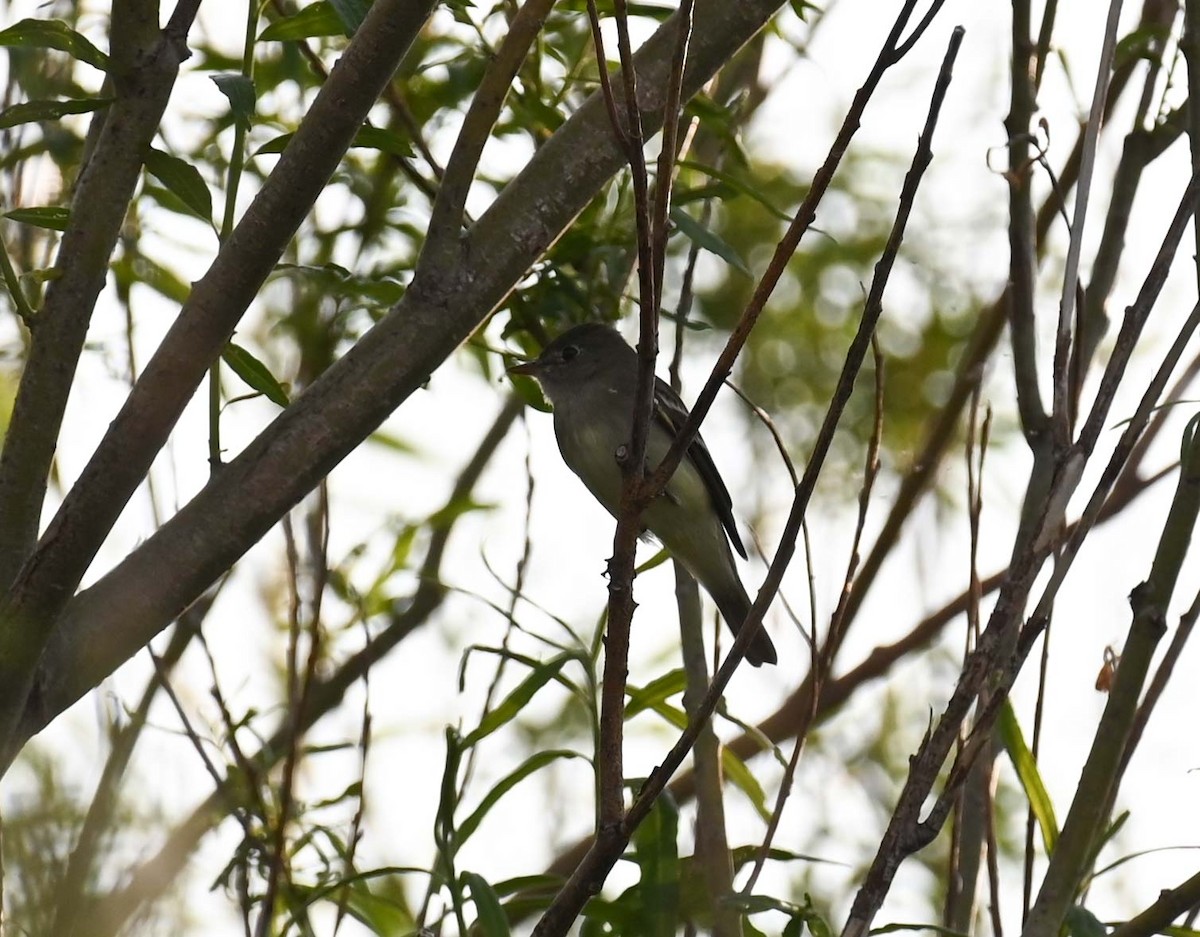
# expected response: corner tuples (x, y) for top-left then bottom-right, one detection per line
(0, 3), (196, 591)
(1049, 0), (1124, 443)
(1024, 418), (1200, 937)
(1006, 0), (1048, 440)
(534, 26), (961, 936)
(1184, 0), (1200, 293)
(0, 0), (438, 774)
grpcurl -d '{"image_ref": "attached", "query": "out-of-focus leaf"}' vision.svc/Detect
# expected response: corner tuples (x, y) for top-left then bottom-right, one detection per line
(352, 125), (416, 158)
(869, 923), (969, 936)
(560, 0), (672, 18)
(670, 206), (752, 277)
(368, 430), (419, 455)
(456, 750), (582, 846)
(462, 872), (511, 937)
(678, 159), (794, 221)
(329, 0), (373, 33)
(461, 657), (568, 747)
(144, 147), (213, 224)
(338, 880), (416, 934)
(730, 845), (845, 870)
(1114, 24), (1170, 70)
(4, 206), (69, 231)
(789, 0), (820, 21)
(722, 747), (769, 819)
(0, 97), (111, 129)
(632, 793), (679, 937)
(1065, 905), (1107, 937)
(625, 670), (686, 719)
(259, 1), (346, 40)
(222, 342), (291, 406)
(112, 254), (192, 304)
(255, 126), (413, 159)
(0, 19), (109, 71)
(442, 0), (476, 26)
(507, 367), (552, 413)
(998, 699), (1058, 853)
(211, 74), (256, 128)
(489, 874), (562, 898)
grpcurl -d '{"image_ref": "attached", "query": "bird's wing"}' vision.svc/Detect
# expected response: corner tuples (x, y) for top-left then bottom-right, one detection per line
(652, 376), (747, 559)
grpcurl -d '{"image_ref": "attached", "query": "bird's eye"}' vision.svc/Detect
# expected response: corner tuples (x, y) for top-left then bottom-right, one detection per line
(560, 344), (580, 362)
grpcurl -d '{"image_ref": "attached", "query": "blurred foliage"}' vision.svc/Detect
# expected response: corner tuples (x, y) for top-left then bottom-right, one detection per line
(690, 149), (985, 477)
(0, 0), (1140, 934)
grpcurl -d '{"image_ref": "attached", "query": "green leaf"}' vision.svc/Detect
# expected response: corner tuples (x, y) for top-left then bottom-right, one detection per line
(625, 670), (686, 719)
(329, 0), (373, 33)
(112, 253), (192, 304)
(144, 147), (213, 224)
(461, 657), (568, 747)
(489, 874), (563, 898)
(633, 794), (679, 937)
(0, 19), (109, 71)
(211, 74), (256, 128)
(559, 0), (672, 19)
(456, 750), (582, 846)
(1114, 24), (1170, 70)
(352, 124), (415, 158)
(0, 97), (111, 130)
(723, 746), (769, 819)
(998, 699), (1058, 853)
(4, 206), (70, 231)
(254, 126), (413, 159)
(869, 922), (969, 936)
(678, 159), (794, 221)
(259, 1), (346, 41)
(442, 0), (476, 26)
(222, 342), (290, 406)
(1065, 905), (1107, 937)
(508, 368), (552, 413)
(462, 872), (511, 937)
(669, 206), (752, 276)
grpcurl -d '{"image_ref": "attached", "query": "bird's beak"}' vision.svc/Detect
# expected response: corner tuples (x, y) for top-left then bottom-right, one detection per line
(507, 359), (541, 377)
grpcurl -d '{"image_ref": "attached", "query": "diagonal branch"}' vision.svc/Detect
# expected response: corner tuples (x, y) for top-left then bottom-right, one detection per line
(0, 0), (197, 592)
(8, 0), (799, 768)
(0, 0), (438, 770)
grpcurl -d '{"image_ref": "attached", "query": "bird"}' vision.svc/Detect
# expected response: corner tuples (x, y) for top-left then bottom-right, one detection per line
(509, 322), (777, 666)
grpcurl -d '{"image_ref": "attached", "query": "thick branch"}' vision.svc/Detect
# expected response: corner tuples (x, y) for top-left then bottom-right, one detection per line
(0, 6), (191, 591)
(11, 0), (801, 765)
(0, 0), (437, 769)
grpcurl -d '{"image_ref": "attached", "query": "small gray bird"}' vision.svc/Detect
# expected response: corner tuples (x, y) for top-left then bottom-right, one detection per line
(509, 323), (777, 667)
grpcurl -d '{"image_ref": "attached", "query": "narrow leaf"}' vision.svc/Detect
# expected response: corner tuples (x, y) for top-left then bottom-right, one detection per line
(144, 147), (213, 224)
(255, 126), (413, 159)
(456, 750), (582, 846)
(222, 342), (290, 406)
(462, 872), (511, 937)
(461, 657), (567, 747)
(4, 206), (70, 231)
(669, 206), (752, 276)
(352, 125), (415, 158)
(0, 19), (109, 71)
(633, 795), (679, 937)
(998, 699), (1059, 853)
(0, 97), (111, 130)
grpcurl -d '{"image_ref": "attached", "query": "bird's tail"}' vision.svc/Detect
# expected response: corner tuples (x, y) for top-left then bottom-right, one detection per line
(713, 586), (778, 667)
